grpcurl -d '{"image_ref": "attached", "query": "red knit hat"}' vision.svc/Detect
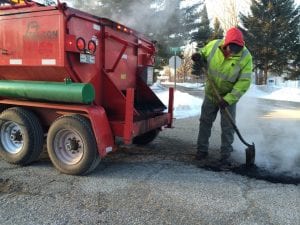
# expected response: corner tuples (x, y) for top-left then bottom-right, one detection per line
(224, 27), (244, 47)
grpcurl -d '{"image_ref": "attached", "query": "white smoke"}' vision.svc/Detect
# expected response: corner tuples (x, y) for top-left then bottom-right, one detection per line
(98, 1), (182, 36)
(232, 96), (300, 177)
(61, 0), (189, 39)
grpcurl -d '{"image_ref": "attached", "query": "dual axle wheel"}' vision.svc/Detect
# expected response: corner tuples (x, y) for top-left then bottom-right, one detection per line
(0, 107), (99, 175)
(47, 114), (100, 175)
(0, 107), (159, 175)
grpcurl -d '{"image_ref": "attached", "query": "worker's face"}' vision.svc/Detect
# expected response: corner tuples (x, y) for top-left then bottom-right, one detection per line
(225, 45), (231, 54)
(228, 43), (243, 54)
(224, 45), (234, 56)
(223, 44), (242, 57)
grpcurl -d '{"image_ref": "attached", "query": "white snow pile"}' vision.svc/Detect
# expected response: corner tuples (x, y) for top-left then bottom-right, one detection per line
(246, 85), (300, 102)
(162, 81), (205, 90)
(151, 83), (203, 119)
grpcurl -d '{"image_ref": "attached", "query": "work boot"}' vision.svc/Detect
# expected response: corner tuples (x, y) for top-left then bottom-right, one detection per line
(195, 151), (208, 160)
(220, 152), (231, 164)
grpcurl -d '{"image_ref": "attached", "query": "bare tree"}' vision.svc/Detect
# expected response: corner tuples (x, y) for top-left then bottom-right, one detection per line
(164, 67), (172, 82)
(208, 0), (251, 30)
(177, 48), (194, 82)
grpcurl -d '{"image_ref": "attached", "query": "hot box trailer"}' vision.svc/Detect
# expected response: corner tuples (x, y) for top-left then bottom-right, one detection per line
(0, 0), (174, 175)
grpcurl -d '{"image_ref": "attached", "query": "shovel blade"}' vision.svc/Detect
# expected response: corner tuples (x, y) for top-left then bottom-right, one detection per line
(245, 144), (255, 167)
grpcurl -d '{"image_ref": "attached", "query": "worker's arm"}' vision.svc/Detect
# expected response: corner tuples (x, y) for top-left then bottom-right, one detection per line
(192, 40), (219, 61)
(200, 40), (219, 59)
(223, 54), (253, 105)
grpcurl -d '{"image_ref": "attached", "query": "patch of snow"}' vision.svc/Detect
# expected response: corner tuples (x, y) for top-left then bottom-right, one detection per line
(154, 90), (203, 119)
(246, 85), (300, 102)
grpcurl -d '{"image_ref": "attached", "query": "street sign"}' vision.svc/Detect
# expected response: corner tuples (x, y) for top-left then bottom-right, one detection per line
(169, 56), (182, 69)
(170, 47), (181, 53)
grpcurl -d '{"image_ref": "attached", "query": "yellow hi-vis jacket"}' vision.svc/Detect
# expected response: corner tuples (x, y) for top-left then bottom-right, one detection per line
(200, 39), (253, 105)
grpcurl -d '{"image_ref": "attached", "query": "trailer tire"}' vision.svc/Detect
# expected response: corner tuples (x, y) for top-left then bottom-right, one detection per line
(0, 107), (44, 165)
(70, 114), (100, 174)
(0, 105), (9, 113)
(47, 115), (99, 175)
(132, 129), (160, 145)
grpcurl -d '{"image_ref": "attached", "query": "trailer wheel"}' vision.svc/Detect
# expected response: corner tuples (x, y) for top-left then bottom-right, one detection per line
(70, 114), (100, 174)
(0, 107), (44, 165)
(0, 105), (8, 113)
(132, 129), (160, 145)
(47, 115), (99, 175)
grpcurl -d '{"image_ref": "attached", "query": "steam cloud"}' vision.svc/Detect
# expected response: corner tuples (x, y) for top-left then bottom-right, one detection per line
(233, 96), (300, 177)
(63, 0), (186, 38)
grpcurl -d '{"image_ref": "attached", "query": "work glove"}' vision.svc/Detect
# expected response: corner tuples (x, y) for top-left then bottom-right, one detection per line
(191, 53), (202, 62)
(191, 53), (207, 69)
(218, 98), (229, 109)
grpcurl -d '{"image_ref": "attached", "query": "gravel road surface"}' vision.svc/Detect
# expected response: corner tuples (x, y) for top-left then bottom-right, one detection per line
(1, 113), (299, 225)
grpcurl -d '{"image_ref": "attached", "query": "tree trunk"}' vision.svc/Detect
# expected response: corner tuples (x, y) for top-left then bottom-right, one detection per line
(255, 69), (264, 85)
(263, 66), (268, 85)
(255, 69), (258, 84)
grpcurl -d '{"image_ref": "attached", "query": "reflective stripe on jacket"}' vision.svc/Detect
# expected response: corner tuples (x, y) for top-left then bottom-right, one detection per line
(200, 39), (253, 105)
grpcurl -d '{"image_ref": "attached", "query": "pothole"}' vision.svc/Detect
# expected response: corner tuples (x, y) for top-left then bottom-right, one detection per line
(232, 165), (300, 185)
(116, 145), (300, 185)
(0, 178), (24, 194)
(196, 163), (300, 185)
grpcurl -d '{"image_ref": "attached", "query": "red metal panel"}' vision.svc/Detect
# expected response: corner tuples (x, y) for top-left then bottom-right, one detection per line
(0, 11), (64, 67)
(123, 88), (134, 144)
(132, 114), (170, 136)
(137, 38), (155, 66)
(0, 9), (65, 82)
(85, 106), (115, 157)
(110, 113), (172, 138)
(63, 9), (103, 105)
(65, 34), (77, 52)
(104, 27), (137, 90)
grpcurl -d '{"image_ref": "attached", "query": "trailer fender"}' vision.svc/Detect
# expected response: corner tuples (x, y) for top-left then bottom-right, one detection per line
(85, 106), (115, 158)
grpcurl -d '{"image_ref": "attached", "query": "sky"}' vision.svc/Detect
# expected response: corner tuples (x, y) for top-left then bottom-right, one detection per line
(151, 82), (300, 176)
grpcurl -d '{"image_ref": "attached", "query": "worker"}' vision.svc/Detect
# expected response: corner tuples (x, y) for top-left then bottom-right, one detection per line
(192, 27), (253, 162)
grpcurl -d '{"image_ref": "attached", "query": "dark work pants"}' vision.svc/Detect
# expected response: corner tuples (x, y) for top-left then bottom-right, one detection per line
(197, 96), (236, 155)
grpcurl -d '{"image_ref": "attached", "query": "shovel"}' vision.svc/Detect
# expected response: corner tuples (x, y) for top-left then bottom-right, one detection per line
(204, 70), (255, 167)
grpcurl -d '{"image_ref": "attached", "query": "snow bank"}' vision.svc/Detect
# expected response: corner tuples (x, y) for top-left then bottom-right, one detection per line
(155, 90), (203, 119)
(246, 85), (300, 102)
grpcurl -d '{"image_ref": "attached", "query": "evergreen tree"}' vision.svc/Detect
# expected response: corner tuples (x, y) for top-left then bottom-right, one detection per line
(191, 5), (212, 47)
(147, 0), (185, 69)
(288, 42), (300, 80)
(240, 0), (300, 84)
(182, 1), (202, 44)
(191, 5), (212, 77)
